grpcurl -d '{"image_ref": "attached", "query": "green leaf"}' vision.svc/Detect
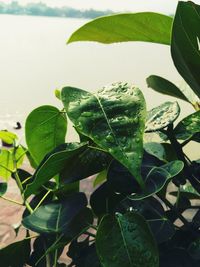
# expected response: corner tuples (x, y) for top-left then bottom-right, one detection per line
(145, 101), (180, 132)
(22, 192), (87, 234)
(146, 75), (189, 103)
(170, 184), (200, 200)
(144, 142), (166, 161)
(25, 105), (67, 165)
(174, 110), (200, 141)
(0, 182), (7, 196)
(0, 239), (31, 267)
(0, 146), (25, 181)
(93, 169), (107, 187)
(130, 160), (184, 200)
(171, 1), (200, 100)
(96, 212), (159, 267)
(61, 82), (146, 188)
(60, 147), (111, 184)
(67, 12), (172, 45)
(0, 131), (17, 145)
(24, 142), (87, 199)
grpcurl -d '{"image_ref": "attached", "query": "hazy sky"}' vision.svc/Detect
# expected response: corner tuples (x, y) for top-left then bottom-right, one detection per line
(8, 0), (200, 13)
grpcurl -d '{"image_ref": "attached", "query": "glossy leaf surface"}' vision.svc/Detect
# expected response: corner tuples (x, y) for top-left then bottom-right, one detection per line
(62, 82), (146, 188)
(68, 12), (172, 45)
(24, 142), (87, 199)
(171, 1), (200, 99)
(130, 160), (184, 200)
(96, 212), (159, 267)
(145, 101), (180, 132)
(22, 192), (87, 234)
(25, 105), (67, 165)
(174, 111), (200, 141)
(146, 75), (189, 103)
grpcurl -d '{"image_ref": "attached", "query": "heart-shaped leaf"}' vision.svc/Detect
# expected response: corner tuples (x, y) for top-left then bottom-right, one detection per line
(118, 197), (175, 244)
(24, 142), (87, 199)
(25, 105), (67, 165)
(171, 1), (200, 100)
(61, 82), (146, 188)
(174, 111), (200, 141)
(22, 192), (87, 234)
(145, 101), (180, 132)
(96, 212), (159, 267)
(146, 75), (189, 103)
(67, 12), (172, 45)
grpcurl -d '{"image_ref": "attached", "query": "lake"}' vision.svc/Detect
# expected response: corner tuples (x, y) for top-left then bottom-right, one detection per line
(0, 14), (198, 158)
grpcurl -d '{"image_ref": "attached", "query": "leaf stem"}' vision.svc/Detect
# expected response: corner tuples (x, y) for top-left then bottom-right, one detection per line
(0, 195), (23, 206)
(34, 190), (51, 211)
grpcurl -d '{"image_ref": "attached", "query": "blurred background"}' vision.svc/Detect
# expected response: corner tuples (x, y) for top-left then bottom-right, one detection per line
(0, 0), (199, 157)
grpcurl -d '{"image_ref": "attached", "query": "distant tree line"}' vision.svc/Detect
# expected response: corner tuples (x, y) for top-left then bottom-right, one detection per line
(0, 1), (113, 19)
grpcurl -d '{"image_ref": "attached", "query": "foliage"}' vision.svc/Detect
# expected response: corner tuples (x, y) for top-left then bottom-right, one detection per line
(1, 1), (200, 266)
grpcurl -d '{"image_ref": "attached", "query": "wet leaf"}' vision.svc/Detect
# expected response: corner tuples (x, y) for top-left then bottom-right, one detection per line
(67, 12), (172, 45)
(96, 212), (159, 267)
(61, 82), (146, 188)
(174, 111), (200, 141)
(145, 101), (180, 132)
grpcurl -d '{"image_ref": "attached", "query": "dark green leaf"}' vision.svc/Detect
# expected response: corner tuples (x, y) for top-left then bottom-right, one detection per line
(0, 182), (7, 196)
(67, 12), (172, 45)
(160, 248), (197, 267)
(60, 147), (111, 184)
(25, 105), (67, 165)
(90, 182), (125, 218)
(0, 239), (31, 267)
(145, 101), (180, 132)
(96, 212), (159, 267)
(62, 82), (146, 188)
(24, 142), (87, 199)
(188, 238), (200, 260)
(22, 192), (87, 234)
(117, 197), (175, 244)
(170, 184), (200, 200)
(171, 1), (200, 100)
(146, 75), (189, 102)
(174, 111), (200, 141)
(130, 160), (184, 200)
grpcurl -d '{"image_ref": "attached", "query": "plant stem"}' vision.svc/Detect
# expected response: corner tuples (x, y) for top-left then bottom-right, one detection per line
(158, 194), (189, 227)
(85, 231), (96, 238)
(0, 195), (23, 206)
(34, 190), (51, 211)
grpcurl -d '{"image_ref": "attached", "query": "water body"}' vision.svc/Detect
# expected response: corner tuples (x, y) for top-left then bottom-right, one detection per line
(0, 14), (198, 158)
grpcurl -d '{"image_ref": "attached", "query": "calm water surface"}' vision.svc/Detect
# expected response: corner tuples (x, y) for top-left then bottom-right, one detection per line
(0, 14), (198, 158)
